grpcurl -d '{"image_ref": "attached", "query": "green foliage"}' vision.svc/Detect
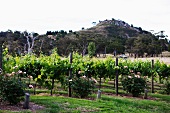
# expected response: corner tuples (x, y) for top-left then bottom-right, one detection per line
(156, 62), (170, 83)
(121, 73), (147, 97)
(2, 52), (170, 97)
(88, 42), (96, 58)
(94, 60), (107, 79)
(1, 22), (169, 56)
(70, 76), (95, 98)
(163, 81), (170, 95)
(0, 72), (26, 104)
(168, 44), (170, 52)
(125, 34), (162, 57)
(71, 53), (84, 78)
(82, 58), (95, 78)
(104, 57), (116, 79)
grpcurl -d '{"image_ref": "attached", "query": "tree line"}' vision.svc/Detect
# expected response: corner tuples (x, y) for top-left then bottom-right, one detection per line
(0, 29), (170, 57)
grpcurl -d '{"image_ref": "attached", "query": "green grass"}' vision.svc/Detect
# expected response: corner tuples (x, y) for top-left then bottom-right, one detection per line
(25, 80), (170, 113)
(1, 94), (170, 113)
(27, 94), (170, 113)
(1, 78), (170, 113)
(148, 93), (170, 103)
(2, 92), (170, 113)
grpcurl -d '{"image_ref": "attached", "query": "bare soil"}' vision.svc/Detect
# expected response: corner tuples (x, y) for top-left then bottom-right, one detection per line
(129, 57), (170, 65)
(0, 101), (45, 112)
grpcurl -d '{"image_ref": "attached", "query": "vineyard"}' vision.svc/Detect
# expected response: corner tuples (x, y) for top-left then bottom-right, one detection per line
(2, 50), (170, 97)
(1, 50), (170, 112)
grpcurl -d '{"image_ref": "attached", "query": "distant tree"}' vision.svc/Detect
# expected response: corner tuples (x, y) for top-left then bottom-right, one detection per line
(73, 32), (77, 35)
(0, 31), (14, 69)
(92, 22), (96, 26)
(56, 30), (67, 38)
(168, 44), (170, 52)
(138, 27), (142, 31)
(88, 42), (96, 58)
(23, 31), (38, 54)
(125, 37), (135, 56)
(69, 30), (73, 33)
(13, 31), (21, 40)
(0, 37), (5, 70)
(112, 18), (115, 21)
(127, 34), (162, 57)
(133, 37), (146, 57)
(46, 31), (52, 35)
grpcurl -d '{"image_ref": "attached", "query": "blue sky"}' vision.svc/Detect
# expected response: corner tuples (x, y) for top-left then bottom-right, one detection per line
(0, 0), (170, 39)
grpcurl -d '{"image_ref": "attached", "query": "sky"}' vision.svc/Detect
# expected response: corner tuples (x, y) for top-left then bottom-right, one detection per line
(0, 0), (170, 39)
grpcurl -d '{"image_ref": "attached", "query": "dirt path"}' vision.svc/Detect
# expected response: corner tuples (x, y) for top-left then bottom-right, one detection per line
(129, 57), (170, 65)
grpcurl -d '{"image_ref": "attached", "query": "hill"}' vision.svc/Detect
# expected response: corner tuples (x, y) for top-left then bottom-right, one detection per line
(57, 18), (169, 57)
(0, 18), (170, 57)
(88, 18), (150, 38)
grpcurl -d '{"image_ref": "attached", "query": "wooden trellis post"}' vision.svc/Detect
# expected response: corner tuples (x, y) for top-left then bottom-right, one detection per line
(115, 57), (119, 95)
(68, 52), (73, 97)
(151, 59), (154, 93)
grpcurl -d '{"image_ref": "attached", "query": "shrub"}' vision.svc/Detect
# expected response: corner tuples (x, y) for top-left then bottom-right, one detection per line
(164, 81), (170, 95)
(88, 42), (96, 58)
(0, 72), (26, 104)
(70, 76), (95, 98)
(121, 73), (147, 97)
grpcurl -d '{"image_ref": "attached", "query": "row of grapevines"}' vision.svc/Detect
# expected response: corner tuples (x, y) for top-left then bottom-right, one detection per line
(3, 52), (170, 94)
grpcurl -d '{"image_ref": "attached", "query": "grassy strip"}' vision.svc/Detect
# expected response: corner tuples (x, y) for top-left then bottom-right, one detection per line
(29, 94), (170, 113)
(1, 92), (170, 113)
(149, 93), (170, 103)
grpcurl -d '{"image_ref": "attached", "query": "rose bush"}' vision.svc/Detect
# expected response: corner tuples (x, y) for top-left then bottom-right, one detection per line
(0, 71), (26, 104)
(70, 76), (95, 98)
(121, 72), (147, 97)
